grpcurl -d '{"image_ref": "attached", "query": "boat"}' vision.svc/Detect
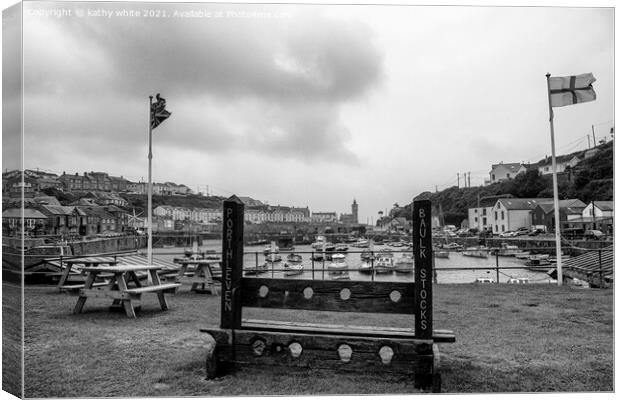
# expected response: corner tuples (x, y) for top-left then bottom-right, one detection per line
(388, 241), (405, 248)
(374, 254), (394, 274)
(277, 236), (295, 252)
(462, 247), (488, 259)
(247, 239), (269, 246)
(491, 243), (521, 257)
(524, 254), (551, 267)
(265, 252), (282, 263)
(263, 242), (280, 256)
(335, 243), (349, 252)
(514, 251), (531, 259)
(284, 253), (304, 276)
(244, 263), (268, 276)
(442, 242), (463, 251)
(351, 239), (370, 248)
(394, 254), (414, 274)
(162, 244), (175, 249)
(327, 253), (348, 274)
(358, 261), (374, 274)
(475, 277), (494, 283)
(434, 250), (450, 259)
(331, 273), (351, 280)
(311, 235), (335, 251)
(360, 250), (375, 262)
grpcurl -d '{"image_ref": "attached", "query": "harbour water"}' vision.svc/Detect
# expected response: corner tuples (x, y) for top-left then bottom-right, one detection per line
(152, 240), (556, 284)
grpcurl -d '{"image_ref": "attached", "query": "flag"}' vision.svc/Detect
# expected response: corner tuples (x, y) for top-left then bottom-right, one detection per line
(548, 73), (596, 107)
(150, 93), (171, 129)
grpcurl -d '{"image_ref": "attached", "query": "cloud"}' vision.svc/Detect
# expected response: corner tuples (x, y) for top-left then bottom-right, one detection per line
(21, 3), (383, 166)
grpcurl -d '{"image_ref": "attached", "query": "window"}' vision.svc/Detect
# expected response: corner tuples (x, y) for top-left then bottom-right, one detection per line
(502, 225), (505, 232)
(482, 209), (487, 216)
(474, 209), (478, 213)
(501, 211), (505, 220)
(495, 225), (498, 232)
(495, 211), (498, 219)
(483, 217), (487, 225)
(492, 174), (495, 181)
(474, 217), (478, 223)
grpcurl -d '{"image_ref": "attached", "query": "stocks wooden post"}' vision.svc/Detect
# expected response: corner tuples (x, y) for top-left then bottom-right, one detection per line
(220, 195), (244, 330)
(413, 200), (433, 340)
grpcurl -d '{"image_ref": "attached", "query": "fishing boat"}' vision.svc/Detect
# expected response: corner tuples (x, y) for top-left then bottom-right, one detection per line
(475, 277), (494, 283)
(394, 254), (414, 274)
(327, 253), (348, 275)
(311, 235), (335, 251)
(331, 273), (351, 281)
(358, 261), (374, 274)
(265, 252), (282, 263)
(277, 236), (295, 252)
(524, 254), (551, 267)
(374, 254), (394, 274)
(462, 247), (488, 259)
(284, 253), (304, 276)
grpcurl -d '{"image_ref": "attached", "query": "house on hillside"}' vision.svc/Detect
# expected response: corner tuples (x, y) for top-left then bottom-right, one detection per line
(2, 208), (48, 236)
(537, 154), (582, 176)
(491, 198), (552, 234)
(531, 199), (587, 233)
(36, 205), (75, 236)
(488, 162), (528, 184)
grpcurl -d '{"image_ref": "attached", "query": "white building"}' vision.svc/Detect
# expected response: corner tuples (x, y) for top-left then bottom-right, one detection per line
(537, 155), (581, 176)
(488, 162), (527, 184)
(491, 198), (552, 234)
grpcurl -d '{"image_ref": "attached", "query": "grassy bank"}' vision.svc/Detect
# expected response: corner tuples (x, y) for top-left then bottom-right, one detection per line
(19, 282), (612, 396)
(3, 281), (22, 398)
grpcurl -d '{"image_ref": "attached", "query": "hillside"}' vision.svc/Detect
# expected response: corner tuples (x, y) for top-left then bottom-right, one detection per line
(119, 193), (226, 212)
(404, 141), (613, 225)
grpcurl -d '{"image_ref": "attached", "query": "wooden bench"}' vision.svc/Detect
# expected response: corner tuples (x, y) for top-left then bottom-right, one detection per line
(201, 197), (454, 392)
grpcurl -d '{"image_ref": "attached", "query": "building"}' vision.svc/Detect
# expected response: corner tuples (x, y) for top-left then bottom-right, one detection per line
(340, 199), (359, 225)
(467, 196), (514, 232)
(491, 198), (552, 234)
(311, 212), (338, 223)
(2, 208), (48, 236)
(563, 201), (614, 234)
(488, 162), (528, 184)
(530, 199), (587, 233)
(537, 154), (581, 176)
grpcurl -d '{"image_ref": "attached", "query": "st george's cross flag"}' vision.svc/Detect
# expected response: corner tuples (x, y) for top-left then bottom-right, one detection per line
(548, 73), (596, 107)
(151, 93), (171, 129)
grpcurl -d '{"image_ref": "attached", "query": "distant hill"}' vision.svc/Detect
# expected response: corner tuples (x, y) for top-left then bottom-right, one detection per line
(120, 193), (227, 211)
(400, 141), (613, 226)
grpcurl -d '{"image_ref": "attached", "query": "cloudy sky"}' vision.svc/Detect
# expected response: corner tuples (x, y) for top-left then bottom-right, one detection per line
(2, 1), (614, 224)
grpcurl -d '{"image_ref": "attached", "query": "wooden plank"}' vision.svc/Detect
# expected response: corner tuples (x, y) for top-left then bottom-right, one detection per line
(81, 265), (162, 273)
(59, 281), (109, 291)
(240, 278), (415, 314)
(72, 272), (97, 314)
(241, 319), (455, 343)
(213, 330), (434, 374)
(123, 283), (181, 294)
(220, 196), (244, 330)
(413, 200), (433, 339)
(115, 272), (136, 318)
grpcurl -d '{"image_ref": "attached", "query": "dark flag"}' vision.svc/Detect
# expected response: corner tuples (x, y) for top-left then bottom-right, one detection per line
(151, 93), (171, 129)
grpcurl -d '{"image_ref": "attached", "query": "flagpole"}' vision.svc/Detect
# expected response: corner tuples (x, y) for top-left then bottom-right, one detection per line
(148, 95), (154, 267)
(546, 73), (563, 287)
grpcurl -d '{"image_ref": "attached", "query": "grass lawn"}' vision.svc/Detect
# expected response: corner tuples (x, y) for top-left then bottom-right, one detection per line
(2, 281), (22, 398)
(19, 282), (613, 397)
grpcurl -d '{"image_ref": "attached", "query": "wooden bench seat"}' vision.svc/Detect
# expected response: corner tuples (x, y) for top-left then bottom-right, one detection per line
(124, 283), (181, 295)
(59, 281), (110, 292)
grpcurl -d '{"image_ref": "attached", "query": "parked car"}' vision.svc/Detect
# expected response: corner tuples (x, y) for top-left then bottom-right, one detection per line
(563, 227), (585, 240)
(514, 227), (529, 236)
(528, 228), (544, 236)
(499, 230), (516, 238)
(584, 230), (605, 240)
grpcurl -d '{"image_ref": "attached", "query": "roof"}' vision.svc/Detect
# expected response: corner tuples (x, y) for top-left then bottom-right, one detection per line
(2, 208), (48, 219)
(39, 205), (74, 215)
(535, 199), (587, 214)
(554, 246), (614, 285)
(537, 152), (583, 166)
(497, 198), (553, 210)
(592, 201), (614, 211)
(32, 196), (61, 206)
(490, 163), (525, 173)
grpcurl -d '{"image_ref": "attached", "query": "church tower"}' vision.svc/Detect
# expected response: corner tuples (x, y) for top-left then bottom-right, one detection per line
(352, 199), (358, 224)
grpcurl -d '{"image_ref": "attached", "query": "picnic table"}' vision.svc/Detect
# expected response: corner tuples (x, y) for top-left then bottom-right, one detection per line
(57, 257), (119, 291)
(171, 259), (222, 295)
(73, 264), (181, 318)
